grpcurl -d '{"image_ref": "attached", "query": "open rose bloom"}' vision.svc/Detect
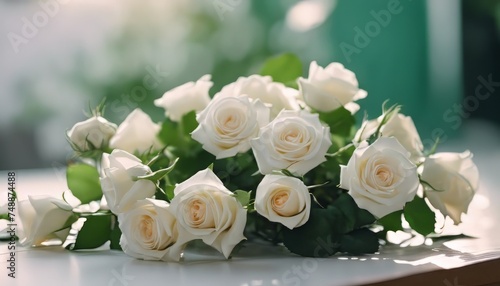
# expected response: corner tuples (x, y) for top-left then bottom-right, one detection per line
(340, 137), (419, 218)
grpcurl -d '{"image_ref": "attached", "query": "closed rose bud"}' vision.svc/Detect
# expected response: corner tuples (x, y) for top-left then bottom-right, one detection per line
(67, 116), (117, 151)
(421, 151), (479, 225)
(100, 150), (156, 214)
(109, 109), (162, 154)
(298, 61), (367, 113)
(18, 196), (75, 246)
(155, 75), (213, 122)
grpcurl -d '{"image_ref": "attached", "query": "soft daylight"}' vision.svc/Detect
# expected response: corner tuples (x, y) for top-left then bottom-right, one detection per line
(1, 1), (500, 285)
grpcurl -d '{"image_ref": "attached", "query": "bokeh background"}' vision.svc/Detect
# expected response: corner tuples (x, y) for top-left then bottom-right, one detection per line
(0, 0), (499, 170)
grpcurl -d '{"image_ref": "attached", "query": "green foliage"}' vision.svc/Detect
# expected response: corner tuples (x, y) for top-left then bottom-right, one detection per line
(282, 206), (341, 257)
(158, 119), (184, 148)
(212, 152), (260, 192)
(154, 186), (167, 202)
(282, 193), (377, 257)
(157, 111), (216, 185)
(168, 151), (215, 184)
(135, 158), (178, 181)
(66, 164), (103, 204)
(70, 213), (112, 250)
(404, 196), (436, 236)
(355, 208), (377, 229)
(55, 213), (79, 233)
(164, 185), (175, 202)
(318, 107), (356, 138)
(339, 228), (379, 255)
(158, 111), (198, 153)
(378, 210), (404, 232)
(109, 217), (122, 250)
(233, 190), (251, 207)
(259, 53), (303, 85)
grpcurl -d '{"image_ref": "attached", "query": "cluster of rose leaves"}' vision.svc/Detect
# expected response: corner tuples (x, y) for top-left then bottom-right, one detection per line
(13, 54), (479, 261)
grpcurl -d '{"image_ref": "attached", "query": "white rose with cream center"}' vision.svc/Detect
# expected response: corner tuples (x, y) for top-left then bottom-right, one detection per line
(169, 168), (247, 258)
(119, 198), (179, 261)
(340, 137), (419, 218)
(191, 95), (270, 159)
(255, 175), (311, 229)
(251, 110), (332, 176)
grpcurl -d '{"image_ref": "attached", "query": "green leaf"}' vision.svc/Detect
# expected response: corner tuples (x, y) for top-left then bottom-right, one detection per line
(164, 185), (175, 201)
(339, 228), (379, 255)
(109, 217), (122, 250)
(404, 196), (436, 236)
(181, 111), (198, 136)
(325, 205), (350, 234)
(71, 213), (112, 250)
(158, 119), (183, 147)
(282, 207), (341, 257)
(330, 193), (357, 233)
(66, 164), (103, 204)
(284, 80), (298, 89)
(168, 152), (215, 184)
(330, 193), (376, 231)
(157, 110), (197, 145)
(233, 190), (251, 207)
(378, 210), (404, 232)
(318, 107), (356, 137)
(155, 186), (168, 202)
(260, 53), (303, 84)
(135, 158), (179, 181)
(355, 208), (376, 228)
(53, 213), (79, 233)
(0, 213), (9, 220)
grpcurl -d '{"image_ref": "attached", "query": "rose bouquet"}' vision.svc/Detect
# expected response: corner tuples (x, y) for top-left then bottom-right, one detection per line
(15, 54), (479, 261)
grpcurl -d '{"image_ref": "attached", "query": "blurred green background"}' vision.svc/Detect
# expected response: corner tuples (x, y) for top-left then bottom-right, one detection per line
(0, 0), (499, 170)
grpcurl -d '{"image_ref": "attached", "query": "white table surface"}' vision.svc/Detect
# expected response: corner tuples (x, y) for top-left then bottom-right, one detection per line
(2, 121), (500, 286)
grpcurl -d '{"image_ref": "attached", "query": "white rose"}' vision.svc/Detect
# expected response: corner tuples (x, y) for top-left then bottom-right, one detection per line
(215, 75), (300, 118)
(298, 61), (367, 113)
(109, 108), (162, 154)
(355, 112), (424, 163)
(191, 95), (270, 159)
(250, 110), (332, 176)
(18, 196), (74, 246)
(169, 169), (246, 258)
(255, 175), (311, 229)
(421, 151), (479, 225)
(67, 116), (117, 151)
(100, 149), (157, 214)
(119, 198), (179, 261)
(154, 74), (213, 122)
(340, 137), (419, 218)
